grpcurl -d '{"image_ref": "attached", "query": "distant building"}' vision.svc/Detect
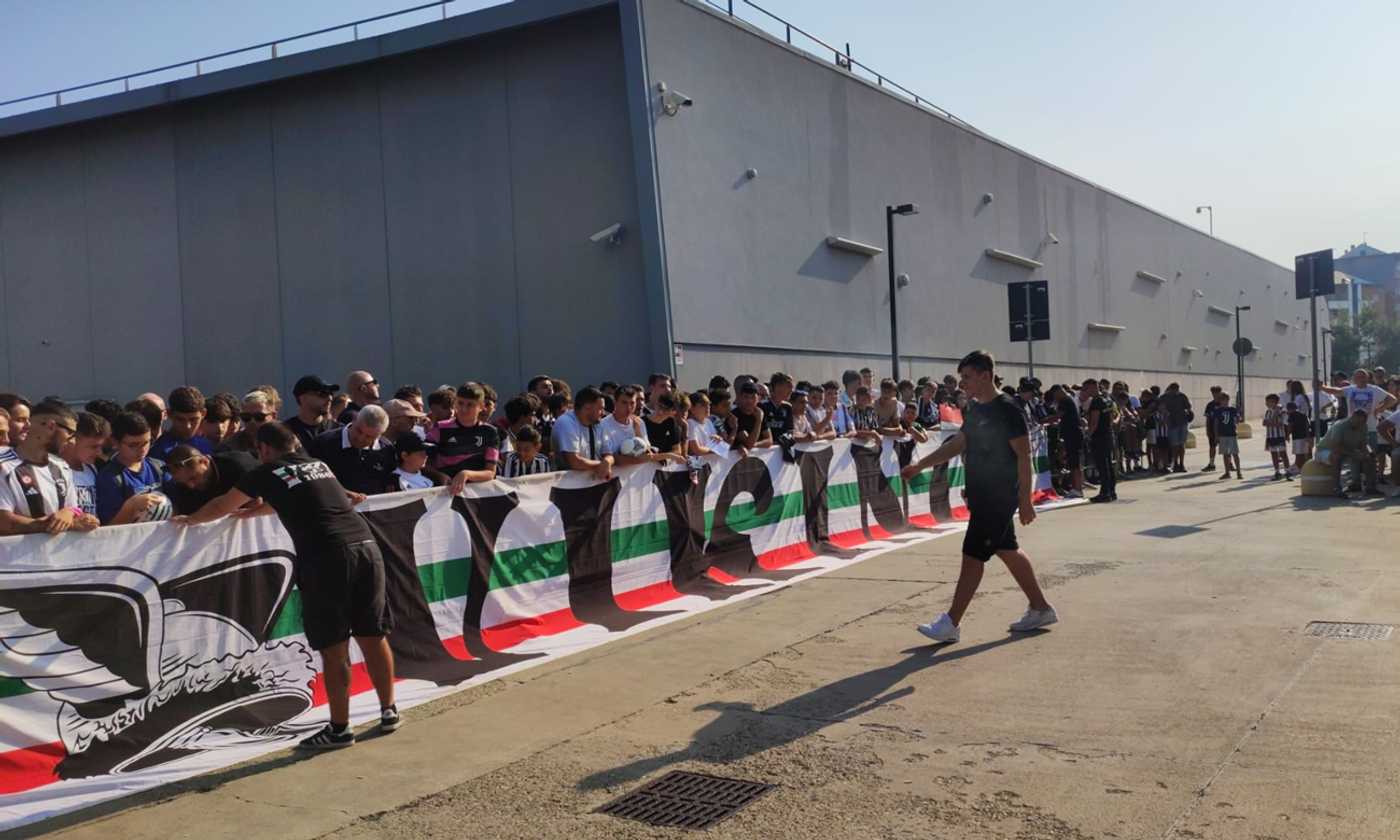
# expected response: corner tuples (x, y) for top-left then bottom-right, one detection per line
(1334, 242), (1399, 323)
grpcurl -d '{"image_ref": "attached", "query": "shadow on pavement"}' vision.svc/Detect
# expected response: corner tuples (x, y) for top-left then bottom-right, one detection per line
(577, 634), (1042, 792)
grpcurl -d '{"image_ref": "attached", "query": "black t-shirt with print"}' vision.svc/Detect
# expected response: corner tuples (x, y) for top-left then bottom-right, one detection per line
(1287, 411), (1312, 439)
(644, 416), (683, 452)
(759, 400), (794, 439)
(732, 406), (764, 445)
(961, 395), (1028, 509)
(236, 451), (371, 556)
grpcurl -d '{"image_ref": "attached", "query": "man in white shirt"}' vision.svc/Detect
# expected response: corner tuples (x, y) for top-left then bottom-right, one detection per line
(598, 385), (649, 456)
(1321, 369), (1397, 477)
(0, 401), (99, 535)
(551, 387), (614, 479)
(59, 411), (110, 518)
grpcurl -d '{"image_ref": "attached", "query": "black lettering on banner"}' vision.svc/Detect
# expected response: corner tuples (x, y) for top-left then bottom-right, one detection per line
(651, 465), (766, 600)
(927, 463), (952, 521)
(850, 443), (908, 538)
(365, 499), (542, 684)
(551, 480), (676, 631)
(706, 457), (805, 581)
(796, 446), (859, 558)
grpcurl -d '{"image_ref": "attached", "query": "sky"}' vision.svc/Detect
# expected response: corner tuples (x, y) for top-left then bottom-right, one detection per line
(1, 0), (1396, 267)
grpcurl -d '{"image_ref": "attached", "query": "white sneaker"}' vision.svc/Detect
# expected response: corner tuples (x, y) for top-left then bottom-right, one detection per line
(916, 613), (960, 643)
(1009, 606), (1059, 632)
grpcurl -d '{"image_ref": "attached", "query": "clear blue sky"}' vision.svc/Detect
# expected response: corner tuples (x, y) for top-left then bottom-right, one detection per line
(2, 0), (1395, 266)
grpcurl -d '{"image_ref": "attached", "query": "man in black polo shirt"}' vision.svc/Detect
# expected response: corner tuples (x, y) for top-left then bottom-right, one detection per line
(900, 350), (1056, 644)
(164, 443), (258, 515)
(173, 422), (398, 749)
(1083, 379), (1117, 503)
(309, 404), (397, 495)
(285, 375), (340, 451)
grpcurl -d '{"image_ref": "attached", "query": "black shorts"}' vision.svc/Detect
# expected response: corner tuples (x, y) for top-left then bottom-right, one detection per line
(962, 503), (1018, 562)
(297, 540), (393, 650)
(1062, 438), (1082, 470)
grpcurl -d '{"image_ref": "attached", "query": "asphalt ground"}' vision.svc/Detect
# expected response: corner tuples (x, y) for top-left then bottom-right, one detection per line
(36, 460), (1400, 840)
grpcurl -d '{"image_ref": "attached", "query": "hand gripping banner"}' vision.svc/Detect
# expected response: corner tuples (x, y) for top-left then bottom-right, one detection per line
(0, 433), (1065, 829)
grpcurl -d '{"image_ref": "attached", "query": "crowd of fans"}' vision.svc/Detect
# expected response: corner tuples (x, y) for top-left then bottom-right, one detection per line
(1, 362), (1396, 536)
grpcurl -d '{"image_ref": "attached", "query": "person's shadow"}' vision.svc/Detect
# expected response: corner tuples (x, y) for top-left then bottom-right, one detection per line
(577, 633), (1041, 791)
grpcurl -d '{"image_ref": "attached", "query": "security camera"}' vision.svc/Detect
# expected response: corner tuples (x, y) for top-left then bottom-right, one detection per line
(656, 82), (693, 116)
(1045, 233), (1059, 245)
(589, 223), (624, 246)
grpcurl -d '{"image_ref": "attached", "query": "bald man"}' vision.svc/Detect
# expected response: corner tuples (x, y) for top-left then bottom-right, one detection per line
(338, 371), (380, 425)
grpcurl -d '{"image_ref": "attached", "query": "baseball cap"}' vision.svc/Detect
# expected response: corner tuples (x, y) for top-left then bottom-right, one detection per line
(395, 432), (429, 454)
(293, 375), (338, 397)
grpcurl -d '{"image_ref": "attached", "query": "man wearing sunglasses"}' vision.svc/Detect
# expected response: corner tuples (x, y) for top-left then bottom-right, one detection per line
(285, 375), (341, 451)
(165, 443), (259, 515)
(0, 401), (99, 535)
(219, 392), (277, 455)
(338, 371), (381, 425)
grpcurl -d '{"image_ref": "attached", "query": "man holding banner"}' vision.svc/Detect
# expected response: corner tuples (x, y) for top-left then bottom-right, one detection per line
(173, 421), (400, 749)
(901, 350), (1057, 643)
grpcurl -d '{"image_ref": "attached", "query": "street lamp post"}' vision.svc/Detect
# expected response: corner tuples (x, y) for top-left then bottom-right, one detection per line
(1321, 328), (1332, 383)
(1235, 304), (1251, 409)
(1196, 205), (1214, 236)
(885, 203), (919, 379)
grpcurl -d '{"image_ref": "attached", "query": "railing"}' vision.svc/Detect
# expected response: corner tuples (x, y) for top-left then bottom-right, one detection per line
(0, 0), (471, 118)
(702, 0), (973, 129)
(1, 0), (970, 130)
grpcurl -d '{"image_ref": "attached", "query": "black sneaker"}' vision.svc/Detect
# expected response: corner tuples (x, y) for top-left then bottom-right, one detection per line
(1201, 463), (1216, 472)
(298, 723), (355, 750)
(1272, 473), (1282, 481)
(381, 704), (402, 733)
(1089, 494), (1114, 503)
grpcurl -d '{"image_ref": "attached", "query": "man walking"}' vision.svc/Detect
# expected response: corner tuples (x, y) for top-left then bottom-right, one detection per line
(900, 350), (1057, 643)
(174, 421), (399, 748)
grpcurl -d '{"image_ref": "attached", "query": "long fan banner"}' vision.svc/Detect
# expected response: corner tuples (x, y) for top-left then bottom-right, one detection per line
(0, 432), (1069, 829)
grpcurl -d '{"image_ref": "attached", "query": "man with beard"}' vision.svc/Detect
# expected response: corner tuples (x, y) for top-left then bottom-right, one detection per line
(164, 444), (259, 515)
(173, 421), (399, 748)
(0, 401), (99, 535)
(285, 375), (340, 451)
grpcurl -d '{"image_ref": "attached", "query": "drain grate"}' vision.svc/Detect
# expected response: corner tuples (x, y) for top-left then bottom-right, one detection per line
(596, 770), (776, 830)
(1306, 622), (1394, 641)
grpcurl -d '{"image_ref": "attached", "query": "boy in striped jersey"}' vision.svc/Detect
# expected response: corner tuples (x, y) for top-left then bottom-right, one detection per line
(500, 426), (552, 477)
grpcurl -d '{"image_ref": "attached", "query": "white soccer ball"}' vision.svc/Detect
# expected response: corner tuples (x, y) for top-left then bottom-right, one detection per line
(619, 436), (651, 457)
(135, 491), (174, 523)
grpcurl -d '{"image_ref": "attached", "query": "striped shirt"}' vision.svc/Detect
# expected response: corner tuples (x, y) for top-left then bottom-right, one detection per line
(500, 451), (552, 478)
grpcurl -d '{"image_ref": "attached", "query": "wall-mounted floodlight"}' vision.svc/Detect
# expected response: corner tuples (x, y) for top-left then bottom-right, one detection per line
(1087, 322), (1126, 332)
(1181, 345), (1199, 352)
(984, 248), (1043, 270)
(589, 223), (624, 246)
(1207, 305), (1233, 317)
(1136, 270), (1167, 285)
(825, 236), (883, 256)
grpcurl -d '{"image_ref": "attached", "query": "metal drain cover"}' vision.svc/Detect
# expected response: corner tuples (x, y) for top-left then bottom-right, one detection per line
(596, 770), (776, 830)
(1306, 622), (1394, 641)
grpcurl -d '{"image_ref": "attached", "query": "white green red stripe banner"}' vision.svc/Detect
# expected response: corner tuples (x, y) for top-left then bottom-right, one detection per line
(0, 433), (1070, 829)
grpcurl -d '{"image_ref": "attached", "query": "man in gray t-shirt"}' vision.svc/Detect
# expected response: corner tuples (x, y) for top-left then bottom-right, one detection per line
(1159, 383), (1192, 473)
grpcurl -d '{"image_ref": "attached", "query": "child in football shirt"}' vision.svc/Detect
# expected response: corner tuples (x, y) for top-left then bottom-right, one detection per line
(500, 427), (553, 477)
(1286, 400), (1313, 474)
(427, 383), (500, 495)
(848, 386), (882, 446)
(1212, 393), (1243, 480)
(1262, 394), (1288, 480)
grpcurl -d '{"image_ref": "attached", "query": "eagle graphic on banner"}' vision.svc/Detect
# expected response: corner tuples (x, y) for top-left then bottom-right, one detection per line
(0, 552), (318, 779)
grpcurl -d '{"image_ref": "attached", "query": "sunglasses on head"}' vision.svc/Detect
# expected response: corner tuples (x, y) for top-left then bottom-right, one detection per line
(240, 412), (269, 422)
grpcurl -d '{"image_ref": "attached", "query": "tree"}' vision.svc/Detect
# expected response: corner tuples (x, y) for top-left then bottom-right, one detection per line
(1330, 309), (1400, 375)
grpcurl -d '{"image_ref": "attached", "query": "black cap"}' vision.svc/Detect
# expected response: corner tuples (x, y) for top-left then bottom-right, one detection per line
(395, 432), (430, 454)
(293, 375), (339, 397)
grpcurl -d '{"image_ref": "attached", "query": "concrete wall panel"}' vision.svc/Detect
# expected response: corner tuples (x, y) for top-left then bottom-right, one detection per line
(173, 92), (285, 396)
(0, 133), (94, 399)
(271, 70), (394, 388)
(83, 113), (185, 399)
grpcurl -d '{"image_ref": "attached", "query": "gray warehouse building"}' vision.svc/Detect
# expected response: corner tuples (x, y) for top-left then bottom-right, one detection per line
(0, 0), (1323, 410)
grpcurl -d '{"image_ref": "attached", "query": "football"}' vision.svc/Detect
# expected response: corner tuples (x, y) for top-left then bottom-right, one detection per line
(135, 491), (174, 523)
(619, 436), (651, 457)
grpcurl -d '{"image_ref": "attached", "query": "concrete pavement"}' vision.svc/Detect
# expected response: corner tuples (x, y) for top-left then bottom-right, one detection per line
(33, 463), (1400, 839)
